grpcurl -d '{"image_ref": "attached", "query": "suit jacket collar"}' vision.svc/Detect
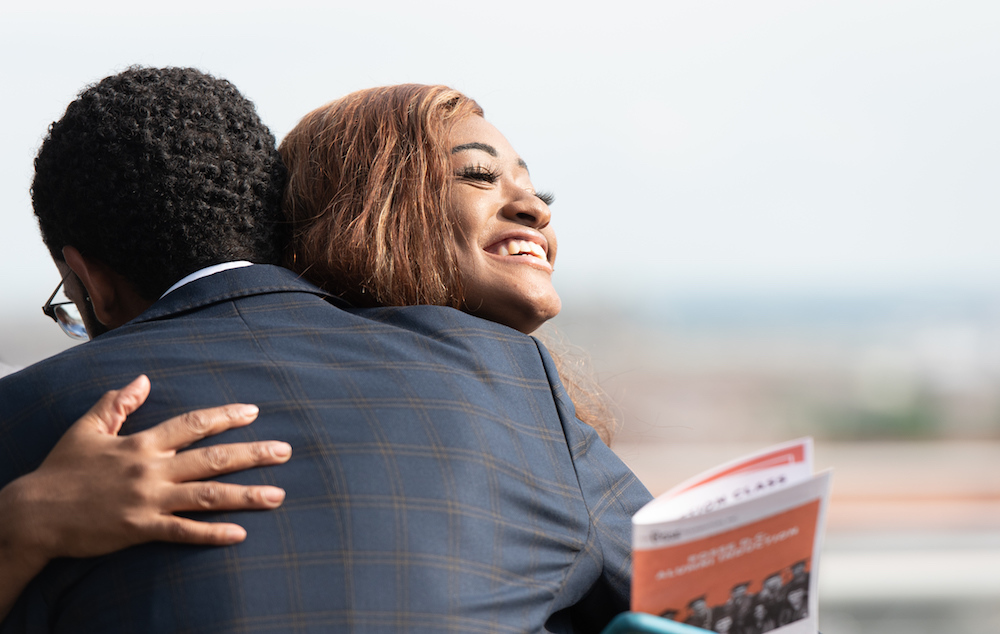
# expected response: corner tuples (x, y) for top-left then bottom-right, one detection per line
(131, 264), (334, 325)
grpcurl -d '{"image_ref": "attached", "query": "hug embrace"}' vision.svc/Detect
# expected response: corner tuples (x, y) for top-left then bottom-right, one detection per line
(0, 68), (652, 632)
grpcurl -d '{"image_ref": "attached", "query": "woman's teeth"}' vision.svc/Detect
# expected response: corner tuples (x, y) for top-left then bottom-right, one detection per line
(495, 239), (546, 259)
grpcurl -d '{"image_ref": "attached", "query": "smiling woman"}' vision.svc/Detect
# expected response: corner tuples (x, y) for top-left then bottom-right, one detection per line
(281, 84), (613, 442)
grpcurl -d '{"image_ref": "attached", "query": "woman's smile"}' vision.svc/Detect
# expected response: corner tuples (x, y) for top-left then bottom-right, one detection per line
(482, 230), (552, 271)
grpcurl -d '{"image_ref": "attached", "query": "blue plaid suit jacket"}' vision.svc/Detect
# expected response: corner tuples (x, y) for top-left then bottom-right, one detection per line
(0, 265), (651, 633)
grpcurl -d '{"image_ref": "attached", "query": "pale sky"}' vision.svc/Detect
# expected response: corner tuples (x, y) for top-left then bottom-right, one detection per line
(2, 0), (999, 330)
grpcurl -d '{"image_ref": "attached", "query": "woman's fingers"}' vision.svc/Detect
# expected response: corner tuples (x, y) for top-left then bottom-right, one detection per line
(18, 376), (290, 563)
(140, 403), (260, 451)
(72, 375), (152, 436)
(167, 440), (292, 482)
(104, 375), (153, 433)
(162, 481), (286, 513)
(146, 516), (249, 546)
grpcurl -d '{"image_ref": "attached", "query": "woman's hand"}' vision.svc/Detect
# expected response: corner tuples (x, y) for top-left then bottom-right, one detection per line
(0, 375), (290, 619)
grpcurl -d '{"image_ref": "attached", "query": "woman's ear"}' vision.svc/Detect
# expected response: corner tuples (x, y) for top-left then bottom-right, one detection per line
(62, 246), (150, 330)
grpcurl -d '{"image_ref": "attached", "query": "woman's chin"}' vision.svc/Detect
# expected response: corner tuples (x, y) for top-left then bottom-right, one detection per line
(528, 297), (562, 333)
(461, 292), (560, 335)
(506, 294), (562, 335)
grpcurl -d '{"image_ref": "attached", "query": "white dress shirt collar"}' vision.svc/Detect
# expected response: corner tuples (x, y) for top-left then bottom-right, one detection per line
(159, 261), (254, 299)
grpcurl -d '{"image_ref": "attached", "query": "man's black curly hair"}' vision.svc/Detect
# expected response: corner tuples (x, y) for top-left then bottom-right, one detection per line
(32, 66), (288, 300)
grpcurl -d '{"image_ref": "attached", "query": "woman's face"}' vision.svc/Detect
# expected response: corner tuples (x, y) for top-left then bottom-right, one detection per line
(448, 116), (560, 334)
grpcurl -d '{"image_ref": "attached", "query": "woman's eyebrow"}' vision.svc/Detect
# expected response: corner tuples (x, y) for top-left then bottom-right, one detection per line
(451, 142), (530, 173)
(451, 142), (497, 156)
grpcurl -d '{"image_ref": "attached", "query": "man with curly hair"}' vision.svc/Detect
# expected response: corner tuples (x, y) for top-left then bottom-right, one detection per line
(30, 66), (289, 336)
(0, 67), (645, 633)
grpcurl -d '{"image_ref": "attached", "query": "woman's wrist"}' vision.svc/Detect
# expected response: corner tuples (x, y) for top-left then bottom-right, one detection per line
(0, 474), (55, 620)
(0, 473), (57, 573)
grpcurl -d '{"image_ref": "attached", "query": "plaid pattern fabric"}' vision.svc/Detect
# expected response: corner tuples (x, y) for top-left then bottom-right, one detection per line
(0, 265), (651, 634)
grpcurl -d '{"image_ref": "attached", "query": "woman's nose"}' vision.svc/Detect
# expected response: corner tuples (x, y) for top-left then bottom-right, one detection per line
(500, 189), (551, 229)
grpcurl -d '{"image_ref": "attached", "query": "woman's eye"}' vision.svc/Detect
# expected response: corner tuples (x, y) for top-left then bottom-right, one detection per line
(536, 191), (555, 206)
(457, 165), (500, 183)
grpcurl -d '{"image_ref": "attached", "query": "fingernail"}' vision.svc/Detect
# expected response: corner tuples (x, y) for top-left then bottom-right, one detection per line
(225, 526), (247, 541)
(263, 487), (286, 504)
(271, 442), (292, 458)
(239, 404), (259, 417)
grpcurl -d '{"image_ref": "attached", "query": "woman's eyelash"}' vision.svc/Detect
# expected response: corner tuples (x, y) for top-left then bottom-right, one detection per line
(456, 164), (554, 205)
(457, 164), (501, 183)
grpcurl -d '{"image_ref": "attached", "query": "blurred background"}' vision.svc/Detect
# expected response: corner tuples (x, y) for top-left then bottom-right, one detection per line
(3, 1), (999, 631)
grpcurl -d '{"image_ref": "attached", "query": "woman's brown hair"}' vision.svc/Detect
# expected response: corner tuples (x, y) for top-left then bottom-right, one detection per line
(280, 84), (617, 444)
(281, 84), (481, 308)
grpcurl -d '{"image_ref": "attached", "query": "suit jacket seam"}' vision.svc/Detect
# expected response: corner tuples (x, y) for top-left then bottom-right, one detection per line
(229, 299), (280, 367)
(530, 337), (600, 610)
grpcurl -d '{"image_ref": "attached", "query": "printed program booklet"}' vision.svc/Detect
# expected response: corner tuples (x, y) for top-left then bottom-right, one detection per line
(631, 438), (831, 634)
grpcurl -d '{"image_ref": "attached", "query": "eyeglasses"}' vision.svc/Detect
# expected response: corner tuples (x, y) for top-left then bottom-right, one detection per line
(42, 273), (89, 340)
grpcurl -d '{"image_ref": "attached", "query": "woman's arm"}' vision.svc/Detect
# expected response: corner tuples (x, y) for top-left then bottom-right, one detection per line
(0, 375), (291, 620)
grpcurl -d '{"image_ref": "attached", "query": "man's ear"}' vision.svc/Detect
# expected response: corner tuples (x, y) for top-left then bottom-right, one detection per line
(62, 246), (152, 329)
